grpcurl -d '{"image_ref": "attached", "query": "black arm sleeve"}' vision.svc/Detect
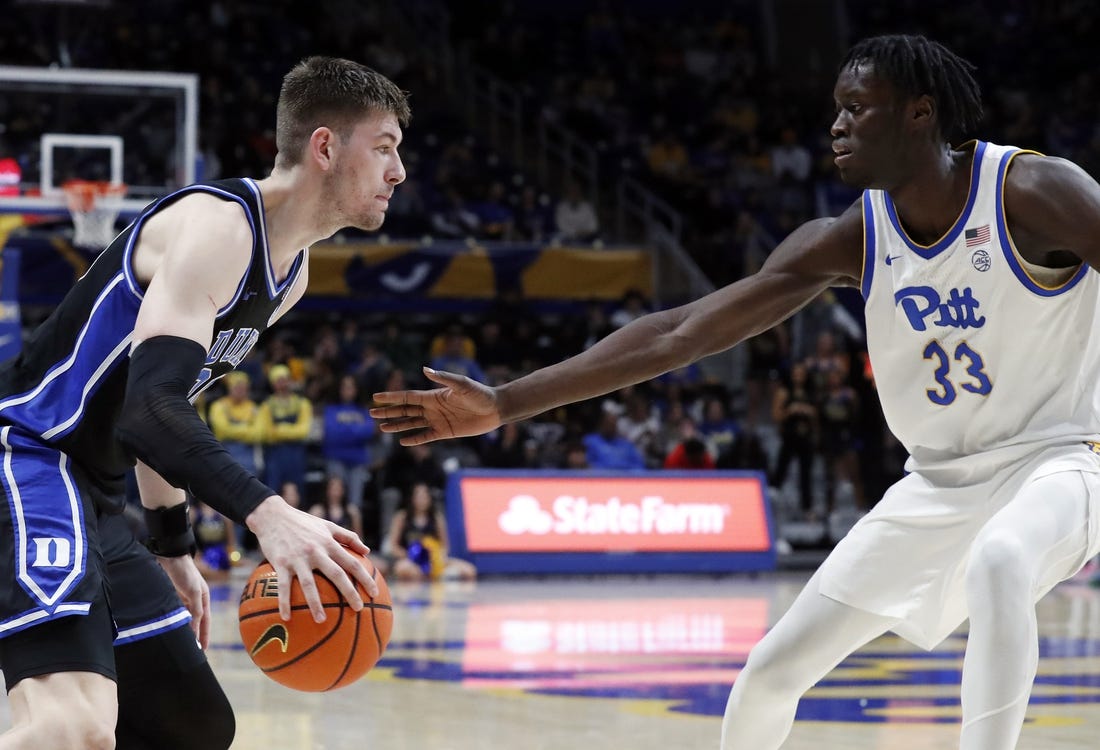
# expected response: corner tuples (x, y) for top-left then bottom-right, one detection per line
(116, 335), (275, 525)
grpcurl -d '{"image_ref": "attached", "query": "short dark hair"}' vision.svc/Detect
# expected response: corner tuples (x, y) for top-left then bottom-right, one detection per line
(275, 56), (411, 166)
(841, 34), (983, 143)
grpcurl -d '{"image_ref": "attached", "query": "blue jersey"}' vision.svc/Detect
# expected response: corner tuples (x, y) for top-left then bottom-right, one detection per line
(0, 178), (304, 494)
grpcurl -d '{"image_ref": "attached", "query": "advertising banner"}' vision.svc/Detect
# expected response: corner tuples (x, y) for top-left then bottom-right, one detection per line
(447, 470), (775, 574)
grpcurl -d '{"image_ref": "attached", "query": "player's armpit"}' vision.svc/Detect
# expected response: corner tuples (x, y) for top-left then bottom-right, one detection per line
(1002, 154), (1100, 269)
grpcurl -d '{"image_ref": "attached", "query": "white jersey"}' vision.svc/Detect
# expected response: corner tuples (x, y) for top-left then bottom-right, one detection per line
(861, 140), (1100, 473)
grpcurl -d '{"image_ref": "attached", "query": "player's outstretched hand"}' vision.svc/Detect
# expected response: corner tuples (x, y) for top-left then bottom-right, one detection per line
(370, 367), (503, 445)
(246, 497), (377, 623)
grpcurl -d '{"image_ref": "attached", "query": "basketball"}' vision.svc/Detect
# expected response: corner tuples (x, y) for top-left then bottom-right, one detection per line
(238, 552), (393, 691)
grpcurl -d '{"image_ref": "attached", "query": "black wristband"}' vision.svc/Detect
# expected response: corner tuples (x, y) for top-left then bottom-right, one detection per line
(144, 503), (197, 557)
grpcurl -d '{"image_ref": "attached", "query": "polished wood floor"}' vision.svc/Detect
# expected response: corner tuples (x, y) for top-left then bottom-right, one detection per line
(221, 569), (1100, 749)
(8, 568), (1100, 748)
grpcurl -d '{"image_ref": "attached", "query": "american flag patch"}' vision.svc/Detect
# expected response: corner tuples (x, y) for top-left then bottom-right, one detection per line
(965, 224), (990, 247)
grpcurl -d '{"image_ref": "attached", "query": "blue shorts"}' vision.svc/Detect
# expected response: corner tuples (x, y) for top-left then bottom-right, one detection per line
(0, 427), (190, 687)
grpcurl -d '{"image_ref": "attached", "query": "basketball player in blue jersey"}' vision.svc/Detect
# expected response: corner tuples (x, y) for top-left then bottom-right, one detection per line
(372, 35), (1100, 750)
(0, 57), (407, 749)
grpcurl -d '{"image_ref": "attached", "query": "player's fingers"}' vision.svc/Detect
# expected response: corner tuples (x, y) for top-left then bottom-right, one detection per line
(188, 605), (202, 645)
(324, 536), (377, 599)
(318, 555), (366, 610)
(399, 429), (441, 447)
(273, 564), (293, 621)
(369, 405), (424, 420)
(199, 584), (211, 651)
(376, 417), (431, 433)
(423, 366), (469, 388)
(295, 566), (327, 623)
(372, 390), (429, 406)
(329, 524), (371, 556)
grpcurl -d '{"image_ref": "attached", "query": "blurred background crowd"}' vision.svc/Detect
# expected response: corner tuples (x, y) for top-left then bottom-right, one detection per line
(2, 0), (1099, 564)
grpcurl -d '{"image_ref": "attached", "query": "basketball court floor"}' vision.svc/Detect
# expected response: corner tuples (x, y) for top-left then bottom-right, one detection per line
(188, 569), (1100, 749)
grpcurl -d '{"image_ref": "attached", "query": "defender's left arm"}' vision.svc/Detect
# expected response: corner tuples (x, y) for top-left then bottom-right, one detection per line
(1003, 154), (1100, 270)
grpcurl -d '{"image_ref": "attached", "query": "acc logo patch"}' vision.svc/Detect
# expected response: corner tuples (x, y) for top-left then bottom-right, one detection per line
(971, 248), (991, 272)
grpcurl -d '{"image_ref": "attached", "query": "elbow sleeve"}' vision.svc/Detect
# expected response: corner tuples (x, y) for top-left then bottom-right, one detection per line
(116, 335), (274, 525)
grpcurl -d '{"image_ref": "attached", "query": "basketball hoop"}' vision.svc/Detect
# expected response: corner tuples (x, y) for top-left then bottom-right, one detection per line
(62, 179), (127, 248)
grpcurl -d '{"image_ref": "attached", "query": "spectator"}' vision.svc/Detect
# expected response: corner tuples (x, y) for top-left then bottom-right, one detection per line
(617, 390), (662, 467)
(664, 435), (716, 470)
(578, 301), (614, 351)
(719, 426), (771, 472)
(554, 181), (599, 242)
(266, 334), (308, 387)
(380, 320), (425, 379)
(698, 396), (740, 461)
(609, 288), (650, 329)
(561, 441), (590, 470)
(206, 371), (263, 476)
(386, 482), (477, 582)
(480, 421), (534, 468)
(819, 368), (865, 511)
(803, 329), (849, 397)
(430, 326), (488, 384)
(744, 323), (789, 425)
(191, 499), (237, 583)
(771, 362), (819, 519)
(279, 480), (302, 510)
(646, 131), (691, 181)
(380, 443), (447, 537)
(770, 126), (813, 183)
(322, 374), (375, 511)
(259, 364), (313, 502)
(583, 409), (645, 470)
(309, 476), (364, 540)
(475, 319), (516, 382)
(514, 185), (555, 241)
(429, 186), (480, 238)
(304, 326), (342, 403)
(472, 181), (515, 240)
(354, 338), (393, 398)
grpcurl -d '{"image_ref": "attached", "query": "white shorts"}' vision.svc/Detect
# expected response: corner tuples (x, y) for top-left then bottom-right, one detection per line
(817, 442), (1100, 650)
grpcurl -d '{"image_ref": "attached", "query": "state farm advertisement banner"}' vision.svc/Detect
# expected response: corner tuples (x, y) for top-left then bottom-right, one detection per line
(460, 475), (770, 553)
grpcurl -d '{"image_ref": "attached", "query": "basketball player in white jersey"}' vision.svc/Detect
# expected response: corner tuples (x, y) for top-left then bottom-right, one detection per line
(370, 34), (1100, 749)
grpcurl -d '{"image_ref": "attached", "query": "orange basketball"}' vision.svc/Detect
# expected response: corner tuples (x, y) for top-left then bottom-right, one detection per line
(238, 552), (393, 691)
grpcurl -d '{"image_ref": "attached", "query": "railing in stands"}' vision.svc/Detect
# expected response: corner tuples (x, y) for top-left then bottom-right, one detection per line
(379, 0), (746, 389)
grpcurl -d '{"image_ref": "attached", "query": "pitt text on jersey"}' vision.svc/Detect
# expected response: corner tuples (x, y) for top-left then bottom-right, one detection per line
(894, 286), (986, 332)
(893, 286), (993, 406)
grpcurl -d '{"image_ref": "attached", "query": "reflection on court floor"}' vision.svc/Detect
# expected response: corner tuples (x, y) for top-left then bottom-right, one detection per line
(5, 573), (1100, 749)
(204, 573), (1100, 748)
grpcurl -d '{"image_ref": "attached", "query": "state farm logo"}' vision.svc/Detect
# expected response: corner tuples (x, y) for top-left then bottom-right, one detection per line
(498, 494), (730, 536)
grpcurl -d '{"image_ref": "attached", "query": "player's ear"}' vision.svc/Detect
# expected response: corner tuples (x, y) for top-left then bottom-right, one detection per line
(911, 94), (935, 129)
(307, 127), (337, 171)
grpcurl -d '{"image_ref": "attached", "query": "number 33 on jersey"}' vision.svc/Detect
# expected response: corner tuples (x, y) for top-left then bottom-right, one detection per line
(861, 141), (1100, 466)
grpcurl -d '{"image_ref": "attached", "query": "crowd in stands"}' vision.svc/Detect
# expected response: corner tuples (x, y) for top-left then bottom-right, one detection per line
(446, 0), (1100, 283)
(0, 0), (603, 248)
(171, 278), (902, 575)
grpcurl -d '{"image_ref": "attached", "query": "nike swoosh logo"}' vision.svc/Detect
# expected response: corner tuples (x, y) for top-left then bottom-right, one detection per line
(250, 623), (289, 655)
(884, 255), (902, 266)
(0, 335), (12, 347)
(380, 262), (432, 292)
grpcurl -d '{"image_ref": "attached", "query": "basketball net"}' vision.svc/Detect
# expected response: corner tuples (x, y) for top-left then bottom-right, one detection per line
(62, 180), (127, 249)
